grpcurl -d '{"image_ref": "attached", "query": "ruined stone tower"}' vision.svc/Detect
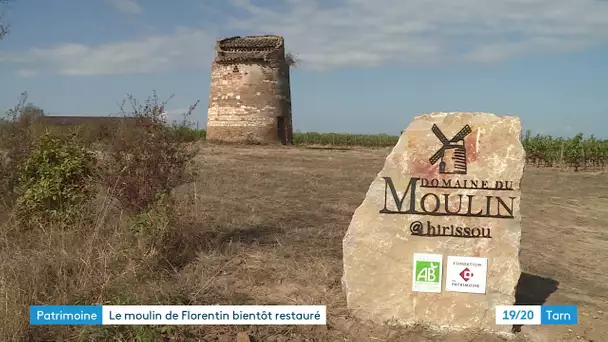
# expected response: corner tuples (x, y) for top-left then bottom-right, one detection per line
(206, 35), (293, 144)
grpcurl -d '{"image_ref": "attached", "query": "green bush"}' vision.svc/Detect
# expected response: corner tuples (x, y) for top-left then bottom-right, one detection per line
(14, 131), (95, 228)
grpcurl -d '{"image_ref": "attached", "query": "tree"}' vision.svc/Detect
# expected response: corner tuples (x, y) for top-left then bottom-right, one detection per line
(0, 0), (11, 40)
(18, 103), (45, 125)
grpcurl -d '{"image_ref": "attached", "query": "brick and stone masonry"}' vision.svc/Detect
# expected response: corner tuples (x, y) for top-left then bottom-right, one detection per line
(206, 35), (293, 144)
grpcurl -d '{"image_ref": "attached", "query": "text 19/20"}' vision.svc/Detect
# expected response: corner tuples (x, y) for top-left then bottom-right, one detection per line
(504, 309), (533, 320)
(495, 305), (541, 325)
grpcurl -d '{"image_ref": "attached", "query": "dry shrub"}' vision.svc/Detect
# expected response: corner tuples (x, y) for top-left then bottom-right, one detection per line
(0, 197), (200, 341)
(0, 92), (49, 205)
(0, 91), (207, 341)
(54, 122), (117, 147)
(99, 92), (198, 212)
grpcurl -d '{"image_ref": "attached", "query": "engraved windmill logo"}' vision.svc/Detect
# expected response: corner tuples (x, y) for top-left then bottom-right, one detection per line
(429, 124), (472, 175)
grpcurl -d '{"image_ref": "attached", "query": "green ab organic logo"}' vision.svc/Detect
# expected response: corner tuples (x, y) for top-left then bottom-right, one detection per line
(415, 260), (440, 283)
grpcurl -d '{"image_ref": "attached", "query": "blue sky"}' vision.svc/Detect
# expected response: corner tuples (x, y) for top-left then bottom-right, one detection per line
(0, 0), (607, 137)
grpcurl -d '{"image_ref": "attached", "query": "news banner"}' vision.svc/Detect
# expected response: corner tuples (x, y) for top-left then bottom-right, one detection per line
(30, 305), (327, 325)
(30, 304), (577, 326)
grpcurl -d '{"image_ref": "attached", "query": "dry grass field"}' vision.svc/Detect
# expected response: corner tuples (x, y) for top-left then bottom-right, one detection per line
(1, 142), (607, 341)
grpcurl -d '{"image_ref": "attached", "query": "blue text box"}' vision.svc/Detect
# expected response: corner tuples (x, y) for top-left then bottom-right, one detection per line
(30, 305), (103, 325)
(541, 305), (578, 325)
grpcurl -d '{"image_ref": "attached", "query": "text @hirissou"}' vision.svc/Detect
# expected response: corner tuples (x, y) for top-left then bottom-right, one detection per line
(30, 305), (327, 325)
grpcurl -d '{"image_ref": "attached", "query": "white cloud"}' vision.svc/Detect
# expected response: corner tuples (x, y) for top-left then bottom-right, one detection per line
(2, 0), (608, 75)
(16, 69), (38, 78)
(224, 0), (608, 68)
(107, 0), (142, 14)
(3, 27), (217, 76)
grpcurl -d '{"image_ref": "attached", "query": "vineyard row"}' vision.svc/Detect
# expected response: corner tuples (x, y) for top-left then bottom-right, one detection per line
(192, 130), (608, 169)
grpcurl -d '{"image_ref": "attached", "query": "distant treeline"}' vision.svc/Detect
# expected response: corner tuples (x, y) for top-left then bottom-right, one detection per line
(6, 115), (604, 170)
(292, 131), (399, 147)
(199, 129), (608, 170)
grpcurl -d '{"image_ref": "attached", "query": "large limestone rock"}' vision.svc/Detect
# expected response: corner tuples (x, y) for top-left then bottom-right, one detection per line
(342, 112), (525, 333)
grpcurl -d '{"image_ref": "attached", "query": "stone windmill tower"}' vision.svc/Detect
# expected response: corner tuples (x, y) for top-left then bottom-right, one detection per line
(206, 35), (293, 144)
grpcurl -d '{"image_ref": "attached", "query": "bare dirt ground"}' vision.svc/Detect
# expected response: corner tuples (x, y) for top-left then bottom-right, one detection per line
(166, 143), (607, 341)
(2, 143), (607, 341)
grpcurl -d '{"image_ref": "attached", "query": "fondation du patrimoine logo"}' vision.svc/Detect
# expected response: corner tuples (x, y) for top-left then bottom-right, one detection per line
(379, 123), (519, 238)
